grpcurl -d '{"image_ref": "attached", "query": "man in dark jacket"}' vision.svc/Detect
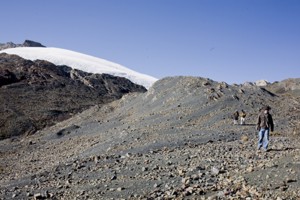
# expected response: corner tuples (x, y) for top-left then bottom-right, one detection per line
(256, 106), (274, 151)
(233, 110), (239, 125)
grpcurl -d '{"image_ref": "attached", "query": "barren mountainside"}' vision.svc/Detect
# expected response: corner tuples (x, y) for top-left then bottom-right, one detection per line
(0, 53), (146, 139)
(0, 76), (299, 199)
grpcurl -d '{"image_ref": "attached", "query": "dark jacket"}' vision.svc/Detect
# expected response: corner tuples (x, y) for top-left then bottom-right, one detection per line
(257, 112), (274, 131)
(233, 111), (239, 120)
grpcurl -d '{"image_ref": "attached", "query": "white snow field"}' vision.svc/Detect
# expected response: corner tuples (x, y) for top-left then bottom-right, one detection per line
(0, 47), (157, 89)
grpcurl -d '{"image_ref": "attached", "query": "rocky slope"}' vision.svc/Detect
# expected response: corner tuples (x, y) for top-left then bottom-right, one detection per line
(0, 53), (146, 139)
(0, 76), (299, 199)
(266, 78), (300, 95)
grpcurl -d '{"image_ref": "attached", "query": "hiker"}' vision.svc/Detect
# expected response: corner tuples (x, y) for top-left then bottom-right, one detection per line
(233, 110), (239, 125)
(240, 110), (246, 125)
(256, 106), (274, 151)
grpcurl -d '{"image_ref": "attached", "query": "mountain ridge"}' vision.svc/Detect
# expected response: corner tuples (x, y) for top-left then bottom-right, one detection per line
(0, 43), (157, 89)
(0, 40), (45, 50)
(1, 41), (293, 88)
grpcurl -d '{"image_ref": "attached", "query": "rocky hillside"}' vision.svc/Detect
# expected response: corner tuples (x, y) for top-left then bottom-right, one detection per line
(0, 40), (45, 50)
(0, 76), (299, 199)
(266, 78), (300, 95)
(0, 53), (146, 139)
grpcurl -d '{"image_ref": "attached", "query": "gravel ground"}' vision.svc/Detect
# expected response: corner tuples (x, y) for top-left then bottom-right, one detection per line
(1, 76), (299, 199)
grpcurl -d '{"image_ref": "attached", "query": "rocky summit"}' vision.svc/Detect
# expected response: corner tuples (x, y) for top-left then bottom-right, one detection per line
(0, 76), (299, 199)
(0, 53), (146, 139)
(0, 40), (45, 51)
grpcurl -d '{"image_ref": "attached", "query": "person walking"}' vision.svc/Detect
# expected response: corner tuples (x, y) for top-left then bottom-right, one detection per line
(233, 110), (239, 125)
(256, 106), (274, 151)
(240, 109), (246, 125)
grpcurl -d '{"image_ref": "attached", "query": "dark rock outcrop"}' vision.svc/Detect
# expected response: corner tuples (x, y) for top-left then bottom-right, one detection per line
(0, 40), (45, 50)
(0, 53), (146, 139)
(22, 40), (45, 47)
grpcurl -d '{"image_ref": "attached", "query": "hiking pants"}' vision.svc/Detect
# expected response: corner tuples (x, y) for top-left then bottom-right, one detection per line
(258, 128), (269, 150)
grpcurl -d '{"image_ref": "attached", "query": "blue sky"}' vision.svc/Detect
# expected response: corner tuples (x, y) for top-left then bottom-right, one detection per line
(1, 0), (300, 84)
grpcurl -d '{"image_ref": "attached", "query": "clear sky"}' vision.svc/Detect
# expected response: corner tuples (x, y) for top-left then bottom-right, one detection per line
(1, 0), (300, 84)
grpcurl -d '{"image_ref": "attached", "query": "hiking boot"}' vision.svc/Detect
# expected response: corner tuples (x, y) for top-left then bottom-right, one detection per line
(257, 146), (261, 151)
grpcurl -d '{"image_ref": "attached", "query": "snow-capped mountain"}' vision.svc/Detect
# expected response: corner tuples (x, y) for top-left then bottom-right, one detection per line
(0, 47), (157, 89)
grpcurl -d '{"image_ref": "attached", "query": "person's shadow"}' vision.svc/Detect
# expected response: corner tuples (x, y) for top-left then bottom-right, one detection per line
(239, 123), (256, 126)
(268, 147), (295, 152)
